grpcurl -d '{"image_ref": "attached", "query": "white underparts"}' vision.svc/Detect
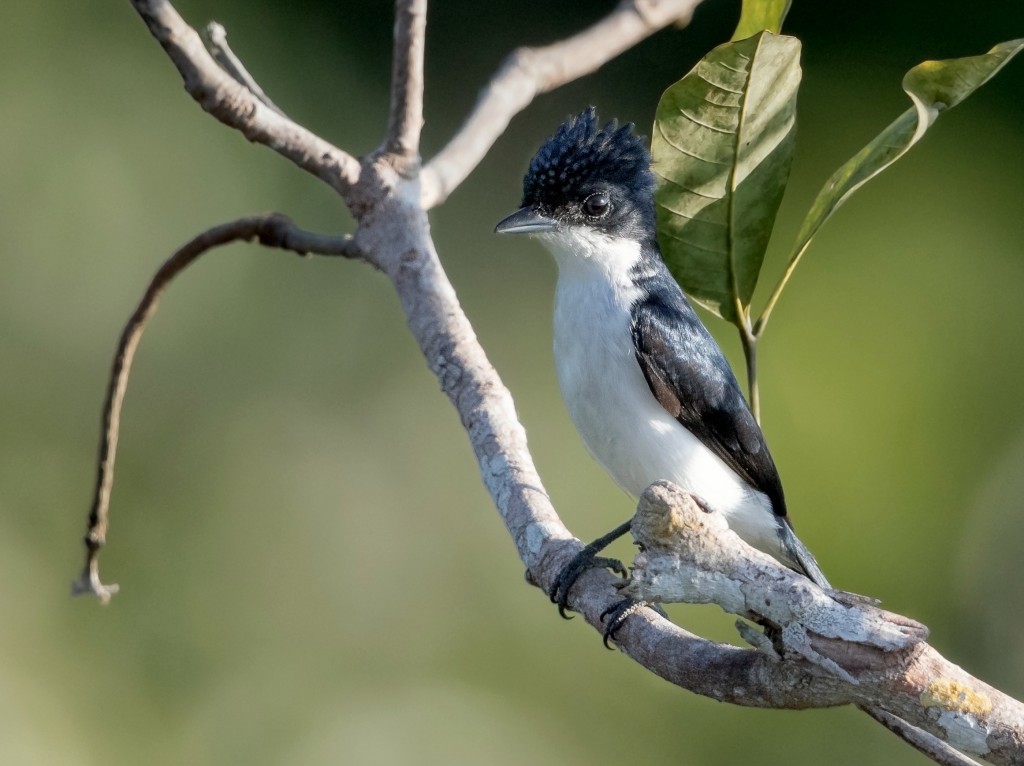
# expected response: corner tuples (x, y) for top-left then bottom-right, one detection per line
(537, 226), (787, 562)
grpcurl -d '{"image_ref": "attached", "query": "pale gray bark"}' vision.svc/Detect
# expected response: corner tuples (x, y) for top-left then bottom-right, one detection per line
(622, 482), (1024, 765)
(74, 2), (1024, 764)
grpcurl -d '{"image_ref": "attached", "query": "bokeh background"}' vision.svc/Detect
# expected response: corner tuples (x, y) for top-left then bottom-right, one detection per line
(3, 1), (1024, 763)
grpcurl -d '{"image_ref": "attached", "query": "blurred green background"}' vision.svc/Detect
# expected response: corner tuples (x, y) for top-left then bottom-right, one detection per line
(3, 1), (1023, 763)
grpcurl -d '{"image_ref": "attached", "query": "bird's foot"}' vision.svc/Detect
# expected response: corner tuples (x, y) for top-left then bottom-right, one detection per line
(600, 598), (665, 648)
(549, 550), (627, 618)
(548, 519), (633, 618)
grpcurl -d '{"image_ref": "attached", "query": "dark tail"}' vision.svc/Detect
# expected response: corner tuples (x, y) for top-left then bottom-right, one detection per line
(779, 521), (831, 589)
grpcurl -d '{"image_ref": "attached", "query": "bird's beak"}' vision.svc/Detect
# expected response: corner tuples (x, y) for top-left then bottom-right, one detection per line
(494, 207), (558, 235)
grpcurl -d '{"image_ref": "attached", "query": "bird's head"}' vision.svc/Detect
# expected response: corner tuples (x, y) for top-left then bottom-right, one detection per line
(495, 108), (657, 249)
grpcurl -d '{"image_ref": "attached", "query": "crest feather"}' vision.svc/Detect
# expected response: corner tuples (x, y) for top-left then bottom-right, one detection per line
(522, 107), (654, 207)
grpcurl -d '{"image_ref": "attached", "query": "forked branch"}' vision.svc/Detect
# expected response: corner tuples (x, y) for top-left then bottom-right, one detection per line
(77, 3), (1024, 764)
(130, 0), (361, 197)
(202, 21), (284, 115)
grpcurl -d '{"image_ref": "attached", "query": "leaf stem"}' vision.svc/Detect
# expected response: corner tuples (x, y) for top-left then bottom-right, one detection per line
(739, 316), (760, 424)
(754, 238), (810, 337)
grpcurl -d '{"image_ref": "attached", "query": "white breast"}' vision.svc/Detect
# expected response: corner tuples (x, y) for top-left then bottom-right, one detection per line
(540, 227), (783, 557)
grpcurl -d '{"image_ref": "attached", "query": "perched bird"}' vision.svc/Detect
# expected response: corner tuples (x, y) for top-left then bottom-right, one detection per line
(495, 108), (828, 612)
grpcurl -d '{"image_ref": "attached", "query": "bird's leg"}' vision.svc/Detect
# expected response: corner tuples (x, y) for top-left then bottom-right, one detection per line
(549, 519), (632, 618)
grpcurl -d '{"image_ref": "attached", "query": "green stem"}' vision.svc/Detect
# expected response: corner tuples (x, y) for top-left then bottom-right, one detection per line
(754, 238), (812, 337)
(738, 318), (760, 424)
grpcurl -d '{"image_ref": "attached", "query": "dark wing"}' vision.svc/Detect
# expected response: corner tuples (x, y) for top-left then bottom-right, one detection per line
(631, 287), (787, 518)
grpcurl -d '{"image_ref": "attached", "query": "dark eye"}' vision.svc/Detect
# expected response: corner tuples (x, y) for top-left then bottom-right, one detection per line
(582, 192), (610, 218)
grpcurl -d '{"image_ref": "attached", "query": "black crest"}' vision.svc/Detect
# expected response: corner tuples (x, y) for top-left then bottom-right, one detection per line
(522, 107), (655, 209)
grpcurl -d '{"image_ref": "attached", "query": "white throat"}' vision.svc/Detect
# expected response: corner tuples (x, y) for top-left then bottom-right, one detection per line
(537, 226), (642, 287)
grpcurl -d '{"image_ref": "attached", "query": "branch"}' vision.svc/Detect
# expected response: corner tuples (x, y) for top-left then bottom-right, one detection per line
(100, 3), (1024, 764)
(419, 0), (705, 208)
(358, 192), (844, 713)
(72, 215), (361, 603)
(862, 707), (984, 766)
(202, 21), (284, 116)
(384, 0), (427, 170)
(619, 481), (1024, 766)
(362, 201), (1012, 765)
(129, 0), (362, 198)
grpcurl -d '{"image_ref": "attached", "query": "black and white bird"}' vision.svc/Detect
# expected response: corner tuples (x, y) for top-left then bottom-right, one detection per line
(495, 108), (828, 611)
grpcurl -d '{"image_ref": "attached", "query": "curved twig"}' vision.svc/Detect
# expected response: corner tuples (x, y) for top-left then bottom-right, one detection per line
(419, 0), (705, 208)
(72, 214), (361, 602)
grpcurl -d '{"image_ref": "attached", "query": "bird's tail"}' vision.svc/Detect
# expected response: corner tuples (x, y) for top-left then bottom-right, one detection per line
(779, 522), (831, 589)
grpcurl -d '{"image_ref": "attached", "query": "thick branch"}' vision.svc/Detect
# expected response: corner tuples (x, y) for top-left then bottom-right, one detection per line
(384, 0), (427, 170)
(419, 0), (705, 208)
(73, 215), (360, 603)
(360, 167), (853, 712)
(129, 0), (361, 198)
(620, 482), (1024, 765)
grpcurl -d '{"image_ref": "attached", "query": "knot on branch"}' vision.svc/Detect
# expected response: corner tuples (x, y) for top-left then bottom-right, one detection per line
(619, 481), (929, 683)
(255, 213), (298, 250)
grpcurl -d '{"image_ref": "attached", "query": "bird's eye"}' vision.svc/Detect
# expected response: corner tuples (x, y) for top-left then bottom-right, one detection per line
(582, 192), (610, 218)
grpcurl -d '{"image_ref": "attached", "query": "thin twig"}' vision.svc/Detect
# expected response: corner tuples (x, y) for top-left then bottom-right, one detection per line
(203, 21), (284, 116)
(72, 215), (361, 602)
(129, 0), (361, 198)
(384, 0), (427, 171)
(419, 0), (705, 208)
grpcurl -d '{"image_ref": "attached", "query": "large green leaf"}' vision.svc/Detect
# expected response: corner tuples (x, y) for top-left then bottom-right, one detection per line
(653, 31), (801, 324)
(732, 0), (791, 41)
(758, 38), (1024, 331)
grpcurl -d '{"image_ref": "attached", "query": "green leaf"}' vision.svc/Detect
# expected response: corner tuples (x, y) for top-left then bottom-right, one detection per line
(653, 31), (801, 324)
(732, 0), (791, 41)
(758, 38), (1024, 332)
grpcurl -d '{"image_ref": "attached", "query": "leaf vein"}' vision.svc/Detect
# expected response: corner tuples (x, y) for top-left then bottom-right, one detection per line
(655, 172), (721, 200)
(655, 122), (731, 165)
(663, 230), (727, 256)
(657, 203), (727, 227)
(679, 109), (734, 134)
(695, 73), (744, 96)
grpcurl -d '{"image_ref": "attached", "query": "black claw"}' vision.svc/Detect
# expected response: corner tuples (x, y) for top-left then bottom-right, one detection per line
(548, 551), (626, 617)
(548, 520), (633, 617)
(600, 598), (645, 648)
(602, 556), (629, 579)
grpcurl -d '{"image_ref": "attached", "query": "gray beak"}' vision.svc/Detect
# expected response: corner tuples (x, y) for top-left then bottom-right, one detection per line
(494, 207), (558, 235)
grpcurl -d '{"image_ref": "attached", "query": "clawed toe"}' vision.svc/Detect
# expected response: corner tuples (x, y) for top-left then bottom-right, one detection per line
(600, 598), (648, 648)
(548, 520), (633, 617)
(548, 550), (627, 618)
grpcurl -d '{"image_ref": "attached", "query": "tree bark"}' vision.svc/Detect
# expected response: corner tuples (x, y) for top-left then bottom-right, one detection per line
(73, 2), (1024, 764)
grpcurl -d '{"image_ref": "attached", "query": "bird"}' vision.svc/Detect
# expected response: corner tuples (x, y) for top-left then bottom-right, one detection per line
(494, 108), (829, 616)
